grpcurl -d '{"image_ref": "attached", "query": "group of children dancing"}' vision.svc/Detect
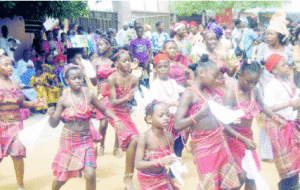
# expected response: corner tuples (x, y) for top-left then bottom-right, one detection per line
(1, 27), (300, 190)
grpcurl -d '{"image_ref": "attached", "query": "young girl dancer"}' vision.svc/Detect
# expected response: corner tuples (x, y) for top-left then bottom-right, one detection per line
(263, 54), (300, 190)
(174, 54), (254, 189)
(0, 55), (46, 190)
(92, 37), (121, 157)
(107, 48), (139, 190)
(135, 100), (179, 190)
(47, 64), (124, 190)
(154, 40), (193, 87)
(223, 59), (285, 190)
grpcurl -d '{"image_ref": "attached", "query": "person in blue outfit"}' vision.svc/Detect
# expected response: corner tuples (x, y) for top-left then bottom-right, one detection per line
(150, 21), (169, 56)
(242, 17), (259, 59)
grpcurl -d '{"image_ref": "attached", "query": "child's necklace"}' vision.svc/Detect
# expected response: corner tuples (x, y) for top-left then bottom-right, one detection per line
(150, 128), (172, 156)
(235, 81), (255, 113)
(159, 78), (174, 98)
(116, 72), (132, 94)
(69, 89), (88, 114)
(1, 78), (16, 93)
(275, 77), (294, 98)
(190, 85), (210, 101)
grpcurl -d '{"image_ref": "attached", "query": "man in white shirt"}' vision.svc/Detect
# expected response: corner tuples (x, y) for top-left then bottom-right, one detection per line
(16, 49), (35, 77)
(116, 21), (129, 48)
(0, 26), (20, 62)
(232, 19), (243, 49)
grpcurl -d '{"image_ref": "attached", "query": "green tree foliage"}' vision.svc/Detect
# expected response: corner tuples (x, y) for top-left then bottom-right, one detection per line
(0, 1), (89, 20)
(170, 1), (291, 17)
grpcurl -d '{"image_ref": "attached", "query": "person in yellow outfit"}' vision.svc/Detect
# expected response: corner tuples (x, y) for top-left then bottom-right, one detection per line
(44, 53), (56, 73)
(30, 66), (59, 113)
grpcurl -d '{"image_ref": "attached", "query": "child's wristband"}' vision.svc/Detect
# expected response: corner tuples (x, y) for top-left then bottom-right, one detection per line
(32, 100), (37, 108)
(190, 114), (197, 124)
(159, 157), (164, 167)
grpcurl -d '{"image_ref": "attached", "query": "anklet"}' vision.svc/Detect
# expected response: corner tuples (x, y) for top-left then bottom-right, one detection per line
(124, 172), (133, 177)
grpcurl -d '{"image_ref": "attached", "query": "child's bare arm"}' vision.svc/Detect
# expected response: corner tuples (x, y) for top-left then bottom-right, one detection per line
(135, 133), (156, 170)
(166, 131), (175, 154)
(174, 91), (209, 133)
(107, 74), (129, 106)
(223, 83), (236, 108)
(48, 97), (64, 128)
(54, 76), (59, 84)
(223, 124), (256, 150)
(254, 87), (285, 124)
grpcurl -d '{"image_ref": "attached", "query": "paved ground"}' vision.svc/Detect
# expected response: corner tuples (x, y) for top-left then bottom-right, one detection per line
(0, 114), (280, 190)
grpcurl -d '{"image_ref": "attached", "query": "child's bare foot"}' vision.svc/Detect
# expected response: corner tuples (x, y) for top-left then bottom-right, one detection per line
(17, 184), (25, 190)
(98, 145), (104, 156)
(261, 159), (273, 163)
(113, 148), (123, 158)
(124, 174), (136, 190)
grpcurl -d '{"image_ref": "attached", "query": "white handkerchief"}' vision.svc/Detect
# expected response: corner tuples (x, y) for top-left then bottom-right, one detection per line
(133, 85), (151, 116)
(242, 150), (269, 190)
(169, 154), (188, 185)
(208, 100), (245, 124)
(18, 116), (49, 151)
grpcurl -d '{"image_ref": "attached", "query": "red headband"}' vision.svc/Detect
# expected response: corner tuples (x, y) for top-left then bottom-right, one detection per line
(113, 50), (128, 59)
(265, 53), (284, 72)
(97, 38), (111, 49)
(153, 53), (170, 66)
(180, 21), (188, 28)
(145, 100), (163, 113)
(63, 64), (83, 79)
(189, 21), (197, 27)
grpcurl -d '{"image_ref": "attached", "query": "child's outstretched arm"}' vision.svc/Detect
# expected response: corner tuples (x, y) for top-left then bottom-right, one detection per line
(90, 91), (125, 133)
(174, 90), (209, 133)
(12, 79), (46, 108)
(47, 97), (64, 128)
(254, 87), (285, 125)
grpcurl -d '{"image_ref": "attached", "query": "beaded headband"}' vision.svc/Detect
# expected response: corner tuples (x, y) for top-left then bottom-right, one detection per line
(97, 38), (111, 49)
(163, 41), (177, 47)
(63, 64), (83, 79)
(113, 50), (128, 59)
(145, 100), (163, 114)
